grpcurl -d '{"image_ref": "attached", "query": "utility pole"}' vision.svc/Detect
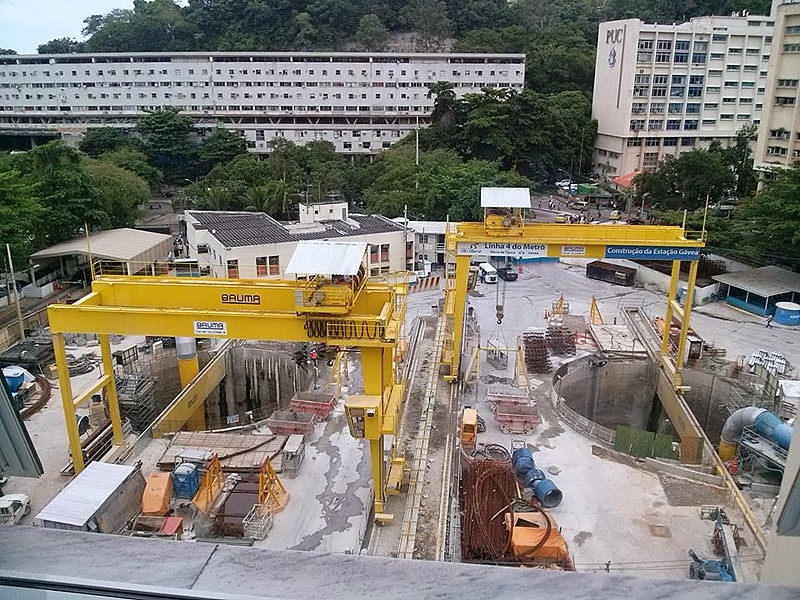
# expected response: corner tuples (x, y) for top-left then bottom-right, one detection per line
(403, 204), (409, 271)
(6, 244), (25, 342)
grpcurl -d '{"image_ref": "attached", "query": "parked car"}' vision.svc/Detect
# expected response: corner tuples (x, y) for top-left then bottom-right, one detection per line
(555, 179), (572, 188)
(609, 210), (622, 220)
(0, 493), (31, 525)
(497, 267), (518, 281)
(569, 200), (589, 211)
(555, 213), (569, 223)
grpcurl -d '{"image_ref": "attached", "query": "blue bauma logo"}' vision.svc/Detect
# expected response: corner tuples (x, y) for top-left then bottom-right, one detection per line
(608, 47), (617, 68)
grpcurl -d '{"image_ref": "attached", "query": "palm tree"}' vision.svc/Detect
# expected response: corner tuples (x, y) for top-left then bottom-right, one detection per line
(204, 185), (231, 210)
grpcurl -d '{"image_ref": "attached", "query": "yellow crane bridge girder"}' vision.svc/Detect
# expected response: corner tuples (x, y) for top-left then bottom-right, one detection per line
(48, 276), (401, 347)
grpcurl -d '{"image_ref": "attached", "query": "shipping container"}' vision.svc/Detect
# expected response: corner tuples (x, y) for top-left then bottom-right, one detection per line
(585, 261), (637, 287)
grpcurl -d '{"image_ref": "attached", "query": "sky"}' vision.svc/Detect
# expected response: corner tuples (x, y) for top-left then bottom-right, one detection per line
(0, 0), (133, 54)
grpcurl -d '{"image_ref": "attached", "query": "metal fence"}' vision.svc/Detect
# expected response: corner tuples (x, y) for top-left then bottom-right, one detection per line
(553, 395), (616, 446)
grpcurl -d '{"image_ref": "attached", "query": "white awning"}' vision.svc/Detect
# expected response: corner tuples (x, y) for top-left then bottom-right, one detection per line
(286, 241), (367, 276)
(31, 228), (172, 263)
(480, 187), (531, 208)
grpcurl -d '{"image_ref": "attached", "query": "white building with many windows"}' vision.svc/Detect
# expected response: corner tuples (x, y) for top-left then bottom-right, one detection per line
(0, 51), (525, 154)
(592, 12), (776, 177)
(754, 1), (800, 175)
(183, 201), (413, 279)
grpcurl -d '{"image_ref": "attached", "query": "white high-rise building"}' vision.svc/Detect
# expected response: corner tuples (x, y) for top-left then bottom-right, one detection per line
(754, 1), (800, 177)
(0, 51), (525, 154)
(592, 13), (775, 178)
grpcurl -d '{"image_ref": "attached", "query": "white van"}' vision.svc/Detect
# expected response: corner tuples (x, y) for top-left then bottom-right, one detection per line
(478, 263), (498, 284)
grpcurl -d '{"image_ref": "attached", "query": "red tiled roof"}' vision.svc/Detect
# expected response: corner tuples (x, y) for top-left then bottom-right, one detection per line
(610, 172), (638, 189)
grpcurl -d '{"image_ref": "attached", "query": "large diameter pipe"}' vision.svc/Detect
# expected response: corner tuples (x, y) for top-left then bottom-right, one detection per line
(754, 411), (793, 450)
(718, 406), (793, 461)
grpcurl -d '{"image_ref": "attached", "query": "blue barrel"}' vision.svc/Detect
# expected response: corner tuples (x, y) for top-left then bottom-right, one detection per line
(522, 468), (546, 488)
(774, 302), (800, 326)
(532, 479), (563, 508)
(511, 446), (532, 467)
(512, 447), (536, 479)
(2, 366), (25, 394)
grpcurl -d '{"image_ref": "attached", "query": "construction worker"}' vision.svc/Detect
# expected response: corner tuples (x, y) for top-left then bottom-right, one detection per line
(766, 314), (774, 329)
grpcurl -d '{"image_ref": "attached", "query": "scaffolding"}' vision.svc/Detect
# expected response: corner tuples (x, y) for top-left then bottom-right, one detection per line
(116, 373), (157, 433)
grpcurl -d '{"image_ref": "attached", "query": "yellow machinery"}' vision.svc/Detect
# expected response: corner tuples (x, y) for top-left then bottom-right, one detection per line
(48, 257), (406, 518)
(460, 408), (478, 451)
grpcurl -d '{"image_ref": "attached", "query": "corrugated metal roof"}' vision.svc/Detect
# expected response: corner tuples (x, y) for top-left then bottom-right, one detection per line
(187, 211), (404, 248)
(480, 187), (531, 208)
(35, 463), (136, 527)
(31, 228), (172, 263)
(392, 218), (453, 235)
(712, 266), (800, 298)
(285, 241), (367, 276)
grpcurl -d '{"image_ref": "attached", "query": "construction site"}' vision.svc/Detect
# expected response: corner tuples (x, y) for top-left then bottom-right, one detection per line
(2, 187), (799, 588)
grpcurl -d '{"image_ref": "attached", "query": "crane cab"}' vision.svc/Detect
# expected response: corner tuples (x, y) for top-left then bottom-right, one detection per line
(481, 187), (531, 235)
(285, 241), (368, 315)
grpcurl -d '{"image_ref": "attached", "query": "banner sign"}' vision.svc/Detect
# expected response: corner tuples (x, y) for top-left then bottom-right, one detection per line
(194, 320), (228, 336)
(561, 245), (586, 256)
(605, 246), (701, 260)
(457, 241), (547, 258)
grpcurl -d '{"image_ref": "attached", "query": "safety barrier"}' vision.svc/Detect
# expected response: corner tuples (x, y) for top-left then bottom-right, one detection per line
(409, 276), (441, 293)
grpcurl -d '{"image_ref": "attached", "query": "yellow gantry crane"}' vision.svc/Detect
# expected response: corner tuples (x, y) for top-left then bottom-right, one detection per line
(442, 189), (706, 458)
(48, 242), (406, 519)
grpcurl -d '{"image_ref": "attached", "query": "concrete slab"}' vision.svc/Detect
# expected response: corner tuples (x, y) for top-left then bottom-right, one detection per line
(253, 400), (372, 554)
(590, 324), (648, 354)
(1, 526), (798, 599)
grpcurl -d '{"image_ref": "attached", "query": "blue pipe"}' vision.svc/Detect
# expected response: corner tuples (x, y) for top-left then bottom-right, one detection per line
(512, 447), (563, 508)
(754, 411), (793, 450)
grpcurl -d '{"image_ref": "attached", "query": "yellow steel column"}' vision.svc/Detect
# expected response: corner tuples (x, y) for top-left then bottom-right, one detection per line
(178, 356), (200, 388)
(99, 334), (124, 445)
(660, 260), (681, 356)
(674, 259), (699, 379)
(361, 346), (389, 514)
(53, 333), (84, 473)
(447, 254), (472, 382)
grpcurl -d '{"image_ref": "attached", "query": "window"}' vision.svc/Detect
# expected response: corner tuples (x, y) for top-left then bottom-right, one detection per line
(681, 137), (695, 147)
(720, 113), (734, 120)
(728, 47), (743, 54)
(631, 102), (647, 114)
(663, 137), (678, 146)
(634, 74), (650, 84)
(227, 260), (239, 278)
(643, 152), (659, 166)
(741, 81), (755, 88)
(666, 119), (681, 130)
(668, 102), (683, 114)
(686, 103), (700, 114)
(648, 119), (663, 130)
(712, 34), (727, 42)
(767, 146), (788, 155)
(770, 129), (791, 140)
(683, 119), (698, 130)
(784, 44), (800, 52)
(723, 97), (736, 104)
(645, 137), (660, 146)
(778, 79), (799, 88)
(724, 81), (738, 88)
(630, 119), (645, 131)
(688, 86), (703, 97)
(634, 85), (649, 97)
(776, 96), (796, 106)
(726, 64), (741, 71)
(692, 53), (707, 64)
(671, 75), (685, 85)
(651, 85), (667, 97)
(670, 87), (685, 98)
(380, 243), (389, 262)
(626, 138), (643, 146)
(650, 103), (664, 114)
(702, 119), (717, 126)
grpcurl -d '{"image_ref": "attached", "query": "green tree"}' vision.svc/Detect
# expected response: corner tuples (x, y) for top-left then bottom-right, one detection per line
(0, 49), (17, 55)
(0, 169), (44, 264)
(356, 14), (389, 50)
(136, 107), (195, 180)
(525, 26), (596, 94)
(453, 26), (528, 53)
(634, 149), (734, 211)
(726, 125), (758, 200)
(79, 127), (142, 157)
(84, 0), (195, 52)
(37, 38), (85, 54)
(203, 185), (233, 210)
(402, 0), (452, 51)
(84, 160), (149, 228)
(737, 166), (800, 268)
(99, 148), (163, 189)
(200, 128), (248, 169)
(294, 13), (319, 51)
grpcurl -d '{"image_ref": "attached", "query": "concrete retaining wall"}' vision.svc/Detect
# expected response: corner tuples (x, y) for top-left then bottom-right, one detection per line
(553, 354), (659, 431)
(644, 457), (725, 487)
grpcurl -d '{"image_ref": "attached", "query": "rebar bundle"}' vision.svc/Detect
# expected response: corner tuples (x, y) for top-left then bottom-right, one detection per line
(545, 325), (576, 356)
(459, 456), (515, 561)
(522, 331), (552, 374)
